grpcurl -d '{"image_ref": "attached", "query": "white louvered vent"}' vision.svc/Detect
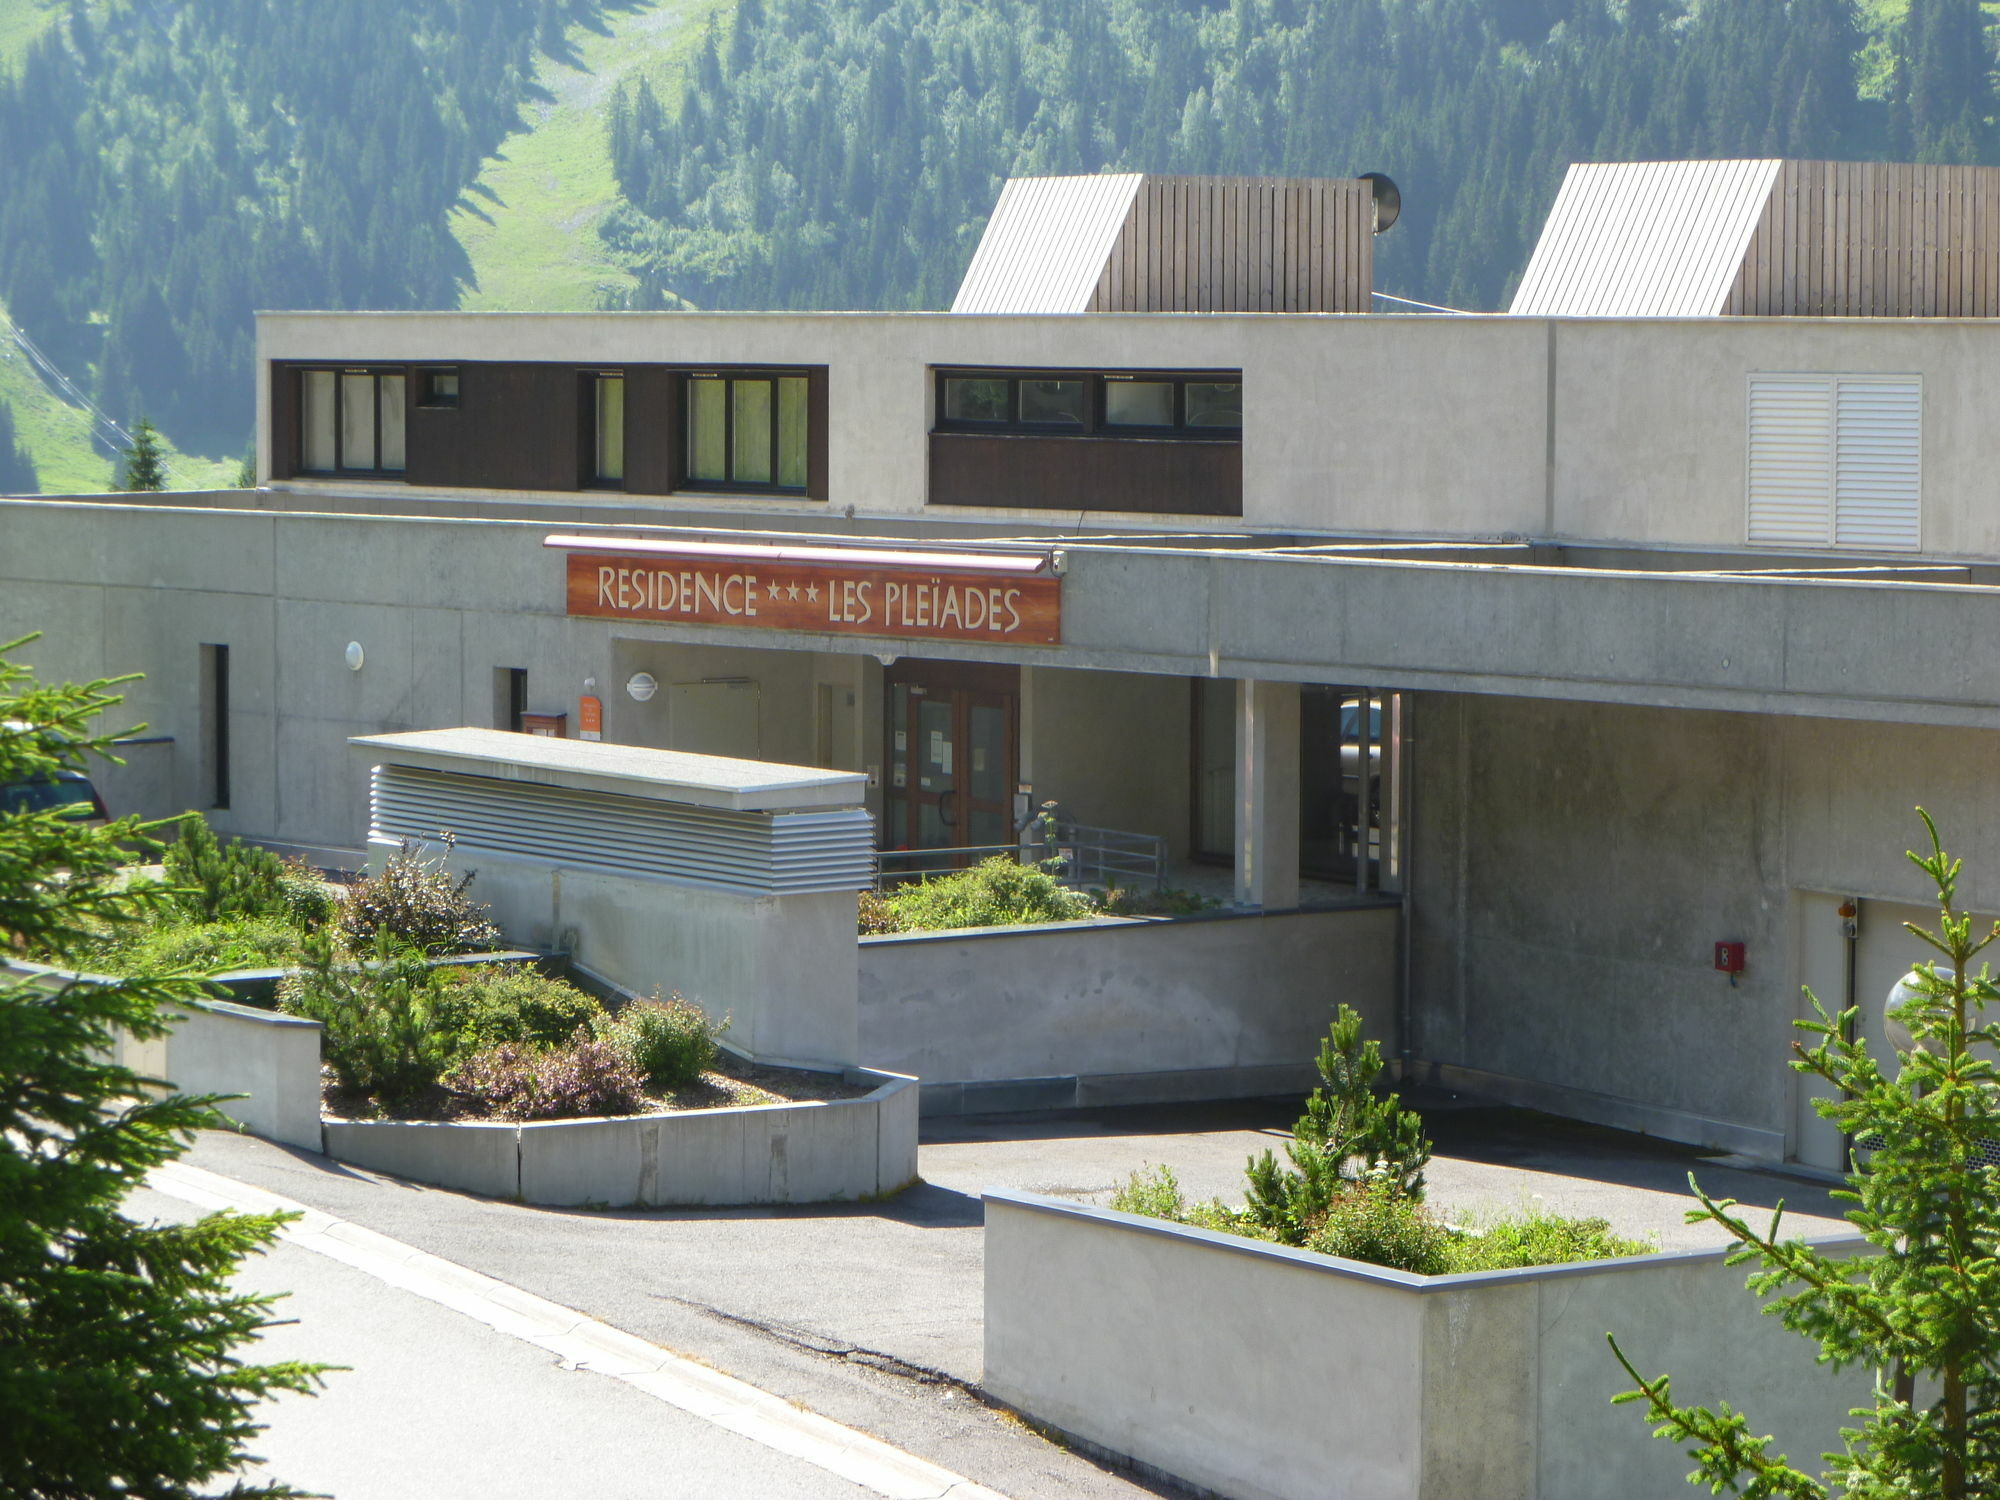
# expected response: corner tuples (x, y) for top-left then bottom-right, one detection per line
(1747, 374), (1920, 550)
(1834, 379), (1922, 550)
(369, 764), (875, 896)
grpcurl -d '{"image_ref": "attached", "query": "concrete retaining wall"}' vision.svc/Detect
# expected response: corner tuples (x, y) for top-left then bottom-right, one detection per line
(983, 1190), (1872, 1500)
(325, 1067), (918, 1206)
(860, 905), (1398, 1111)
(418, 844), (861, 1071)
(4, 960), (321, 1151)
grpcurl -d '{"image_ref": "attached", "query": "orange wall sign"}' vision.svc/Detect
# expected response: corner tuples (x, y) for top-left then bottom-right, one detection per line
(577, 695), (603, 741)
(564, 552), (1061, 645)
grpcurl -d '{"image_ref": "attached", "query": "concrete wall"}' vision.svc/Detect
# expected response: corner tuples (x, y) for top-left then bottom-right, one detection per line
(1409, 690), (2000, 1158)
(859, 905), (1397, 1108)
(261, 309), (2000, 559)
(413, 844), (860, 1070)
(114, 994), (324, 1152)
(15, 495), (2000, 878)
(1024, 665), (1192, 860)
(324, 1069), (918, 1206)
(983, 1190), (1872, 1500)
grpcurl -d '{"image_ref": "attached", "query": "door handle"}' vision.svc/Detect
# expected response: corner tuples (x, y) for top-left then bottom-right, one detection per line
(937, 786), (956, 826)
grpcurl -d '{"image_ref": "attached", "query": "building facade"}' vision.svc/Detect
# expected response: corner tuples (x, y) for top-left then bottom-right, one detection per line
(8, 164), (2000, 1164)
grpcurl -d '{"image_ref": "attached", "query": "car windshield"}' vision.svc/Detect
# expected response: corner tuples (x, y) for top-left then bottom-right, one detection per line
(0, 776), (97, 817)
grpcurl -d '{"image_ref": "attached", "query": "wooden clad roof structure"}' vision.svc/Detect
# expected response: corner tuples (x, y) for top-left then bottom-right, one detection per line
(952, 173), (1374, 314)
(1513, 158), (2000, 318)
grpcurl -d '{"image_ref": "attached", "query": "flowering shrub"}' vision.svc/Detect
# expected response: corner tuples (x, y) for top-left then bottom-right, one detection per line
(446, 1033), (648, 1122)
(337, 836), (502, 956)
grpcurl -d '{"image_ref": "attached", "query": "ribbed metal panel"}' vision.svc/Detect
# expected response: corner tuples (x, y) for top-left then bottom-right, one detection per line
(1511, 160), (1780, 317)
(1835, 378), (1922, 550)
(370, 764), (874, 895)
(951, 174), (1144, 314)
(1747, 376), (1834, 545)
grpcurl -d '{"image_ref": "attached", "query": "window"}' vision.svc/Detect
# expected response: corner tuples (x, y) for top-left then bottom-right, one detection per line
(298, 368), (405, 475)
(1748, 374), (1921, 549)
(417, 369), (460, 407)
(935, 370), (1243, 437)
(684, 372), (808, 491)
(589, 373), (625, 484)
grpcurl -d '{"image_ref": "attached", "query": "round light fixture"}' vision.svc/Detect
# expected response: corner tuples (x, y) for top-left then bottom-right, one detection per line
(625, 671), (659, 702)
(344, 641), (365, 671)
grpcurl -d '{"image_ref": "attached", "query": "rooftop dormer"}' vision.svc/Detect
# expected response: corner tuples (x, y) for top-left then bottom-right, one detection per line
(1512, 158), (2000, 318)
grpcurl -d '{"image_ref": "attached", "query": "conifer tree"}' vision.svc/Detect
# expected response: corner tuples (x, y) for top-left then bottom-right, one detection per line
(117, 416), (167, 492)
(0, 397), (37, 495)
(0, 637), (323, 1496)
(1611, 811), (2000, 1498)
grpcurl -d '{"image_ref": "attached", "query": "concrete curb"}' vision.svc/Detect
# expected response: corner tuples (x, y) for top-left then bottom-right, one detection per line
(147, 1160), (1006, 1500)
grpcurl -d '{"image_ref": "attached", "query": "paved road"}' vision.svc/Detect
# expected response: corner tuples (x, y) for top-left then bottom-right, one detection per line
(172, 1092), (1851, 1500)
(133, 1184), (882, 1500)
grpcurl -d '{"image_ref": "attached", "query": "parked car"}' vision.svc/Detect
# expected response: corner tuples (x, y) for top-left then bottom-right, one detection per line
(0, 719), (110, 826)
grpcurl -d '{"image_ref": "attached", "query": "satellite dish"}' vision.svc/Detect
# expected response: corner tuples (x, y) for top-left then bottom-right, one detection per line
(1360, 171), (1401, 235)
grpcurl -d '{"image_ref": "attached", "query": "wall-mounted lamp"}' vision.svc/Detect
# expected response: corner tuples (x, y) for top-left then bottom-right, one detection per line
(625, 672), (658, 702)
(344, 641), (365, 672)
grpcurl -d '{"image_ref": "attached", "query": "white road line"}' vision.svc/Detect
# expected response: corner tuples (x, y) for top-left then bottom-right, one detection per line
(148, 1160), (1008, 1500)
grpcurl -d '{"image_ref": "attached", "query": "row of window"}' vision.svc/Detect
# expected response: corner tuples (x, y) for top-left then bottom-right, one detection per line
(292, 363), (1245, 488)
(296, 365), (815, 492)
(937, 370), (1242, 436)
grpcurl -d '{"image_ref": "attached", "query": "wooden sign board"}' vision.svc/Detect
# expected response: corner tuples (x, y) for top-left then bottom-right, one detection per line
(566, 552), (1061, 645)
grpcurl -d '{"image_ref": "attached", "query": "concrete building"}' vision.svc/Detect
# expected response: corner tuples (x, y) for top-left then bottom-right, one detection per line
(7, 162), (2000, 1167)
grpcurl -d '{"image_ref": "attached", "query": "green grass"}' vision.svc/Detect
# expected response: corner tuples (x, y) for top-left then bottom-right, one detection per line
(0, 0), (60, 74)
(452, 0), (728, 311)
(0, 295), (248, 495)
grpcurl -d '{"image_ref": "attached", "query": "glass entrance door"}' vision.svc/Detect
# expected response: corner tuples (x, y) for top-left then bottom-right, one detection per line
(883, 662), (1019, 867)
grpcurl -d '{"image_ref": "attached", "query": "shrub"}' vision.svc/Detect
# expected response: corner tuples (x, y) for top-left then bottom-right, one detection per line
(598, 992), (720, 1091)
(446, 1034), (648, 1122)
(278, 932), (453, 1105)
(1302, 1176), (1453, 1275)
(277, 855), (336, 928)
(881, 856), (1096, 932)
(337, 836), (502, 956)
(428, 964), (603, 1059)
(856, 890), (903, 935)
(96, 915), (302, 976)
(1243, 1004), (1432, 1244)
(1447, 1208), (1653, 1272)
(162, 813), (287, 924)
(1109, 1165), (1275, 1239)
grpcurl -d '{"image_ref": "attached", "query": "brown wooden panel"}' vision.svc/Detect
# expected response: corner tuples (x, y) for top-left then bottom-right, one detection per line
(807, 366), (830, 502)
(928, 431), (1241, 517)
(566, 551), (1060, 645)
(623, 365), (678, 495)
(404, 362), (581, 492)
(267, 363), (297, 480)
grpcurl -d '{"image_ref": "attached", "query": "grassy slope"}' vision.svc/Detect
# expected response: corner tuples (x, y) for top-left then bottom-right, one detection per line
(0, 0), (57, 71)
(453, 0), (727, 311)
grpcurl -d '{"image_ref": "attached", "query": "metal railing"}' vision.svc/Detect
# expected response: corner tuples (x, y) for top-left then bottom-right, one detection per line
(874, 813), (1166, 893)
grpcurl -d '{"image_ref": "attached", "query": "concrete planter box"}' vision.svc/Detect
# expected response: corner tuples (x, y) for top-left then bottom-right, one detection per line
(325, 1067), (919, 1207)
(983, 1189), (1873, 1500)
(860, 904), (1399, 1113)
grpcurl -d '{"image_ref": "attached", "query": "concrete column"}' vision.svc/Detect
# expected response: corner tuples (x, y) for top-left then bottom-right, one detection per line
(1234, 679), (1300, 910)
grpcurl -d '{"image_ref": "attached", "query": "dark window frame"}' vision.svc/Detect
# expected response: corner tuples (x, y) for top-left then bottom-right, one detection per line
(933, 368), (1243, 440)
(680, 368), (813, 495)
(297, 365), (408, 477)
(416, 368), (461, 408)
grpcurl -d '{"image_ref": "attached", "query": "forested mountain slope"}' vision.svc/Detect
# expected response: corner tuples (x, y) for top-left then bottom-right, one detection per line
(0, 0), (591, 469)
(604, 0), (1992, 313)
(0, 0), (1990, 493)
